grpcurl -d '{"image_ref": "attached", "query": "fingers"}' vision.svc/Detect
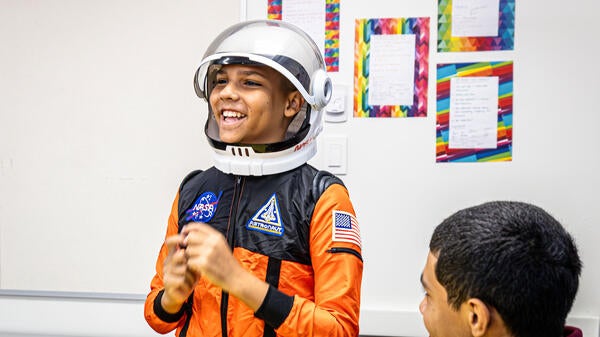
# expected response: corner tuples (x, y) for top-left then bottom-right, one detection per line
(165, 235), (184, 258)
(181, 222), (210, 237)
(163, 234), (190, 284)
(181, 223), (240, 291)
(182, 227), (210, 277)
(167, 222), (235, 290)
(183, 223), (226, 260)
(181, 222), (225, 250)
(161, 231), (204, 309)
(164, 250), (187, 280)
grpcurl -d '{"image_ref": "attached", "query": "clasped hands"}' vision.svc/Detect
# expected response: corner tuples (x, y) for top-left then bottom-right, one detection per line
(161, 222), (241, 313)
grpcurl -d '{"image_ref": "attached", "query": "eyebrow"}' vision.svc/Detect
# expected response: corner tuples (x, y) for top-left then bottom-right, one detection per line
(216, 68), (267, 78)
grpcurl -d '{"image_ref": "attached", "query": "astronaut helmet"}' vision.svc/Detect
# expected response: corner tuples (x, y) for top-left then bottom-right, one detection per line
(194, 19), (332, 176)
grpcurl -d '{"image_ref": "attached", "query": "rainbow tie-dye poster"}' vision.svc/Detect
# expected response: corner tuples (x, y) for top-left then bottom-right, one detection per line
(436, 61), (513, 162)
(354, 17), (430, 118)
(438, 0), (515, 52)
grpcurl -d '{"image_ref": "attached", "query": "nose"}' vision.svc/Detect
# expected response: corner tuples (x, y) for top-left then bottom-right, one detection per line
(218, 81), (239, 100)
(419, 297), (426, 314)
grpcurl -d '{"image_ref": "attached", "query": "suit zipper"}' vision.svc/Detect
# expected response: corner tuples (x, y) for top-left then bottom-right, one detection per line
(326, 247), (363, 262)
(221, 175), (243, 337)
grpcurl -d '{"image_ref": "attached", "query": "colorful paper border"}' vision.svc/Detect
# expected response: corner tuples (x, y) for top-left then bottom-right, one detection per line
(438, 0), (515, 52)
(353, 17), (430, 118)
(267, 0), (282, 19)
(325, 0), (340, 72)
(267, 0), (340, 72)
(436, 61), (513, 163)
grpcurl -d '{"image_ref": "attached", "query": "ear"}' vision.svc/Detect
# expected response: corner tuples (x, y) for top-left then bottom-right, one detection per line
(284, 91), (305, 118)
(465, 298), (491, 337)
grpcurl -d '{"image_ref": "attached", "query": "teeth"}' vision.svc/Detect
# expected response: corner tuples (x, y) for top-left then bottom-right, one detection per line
(223, 110), (245, 118)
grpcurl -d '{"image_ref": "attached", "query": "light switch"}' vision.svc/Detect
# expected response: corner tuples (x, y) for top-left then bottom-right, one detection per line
(327, 143), (343, 167)
(324, 135), (347, 175)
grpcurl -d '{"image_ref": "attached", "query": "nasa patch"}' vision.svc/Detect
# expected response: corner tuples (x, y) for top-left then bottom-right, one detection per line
(185, 191), (222, 222)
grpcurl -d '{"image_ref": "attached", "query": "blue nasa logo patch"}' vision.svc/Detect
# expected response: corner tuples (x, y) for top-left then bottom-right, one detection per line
(185, 191), (222, 222)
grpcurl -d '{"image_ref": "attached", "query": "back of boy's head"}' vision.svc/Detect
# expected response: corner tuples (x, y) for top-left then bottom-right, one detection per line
(429, 201), (582, 337)
(193, 20), (332, 176)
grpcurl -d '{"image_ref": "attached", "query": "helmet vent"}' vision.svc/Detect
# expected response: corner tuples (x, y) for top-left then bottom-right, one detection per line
(230, 146), (251, 157)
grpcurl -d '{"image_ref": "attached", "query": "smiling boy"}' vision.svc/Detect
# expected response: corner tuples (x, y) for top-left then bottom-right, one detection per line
(144, 20), (363, 337)
(210, 65), (303, 145)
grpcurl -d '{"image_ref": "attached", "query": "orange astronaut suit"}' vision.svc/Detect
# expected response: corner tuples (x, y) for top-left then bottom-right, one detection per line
(144, 165), (363, 337)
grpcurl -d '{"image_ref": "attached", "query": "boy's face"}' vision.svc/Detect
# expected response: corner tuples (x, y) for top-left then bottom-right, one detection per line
(209, 64), (299, 145)
(419, 252), (471, 337)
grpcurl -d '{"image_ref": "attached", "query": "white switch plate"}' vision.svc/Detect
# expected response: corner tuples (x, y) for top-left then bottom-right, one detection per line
(324, 135), (347, 175)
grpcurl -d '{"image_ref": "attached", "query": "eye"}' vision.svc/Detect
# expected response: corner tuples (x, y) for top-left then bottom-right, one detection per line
(244, 79), (261, 87)
(214, 77), (227, 85)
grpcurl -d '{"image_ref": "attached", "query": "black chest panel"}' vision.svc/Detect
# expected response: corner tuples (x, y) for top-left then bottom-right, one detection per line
(177, 165), (339, 266)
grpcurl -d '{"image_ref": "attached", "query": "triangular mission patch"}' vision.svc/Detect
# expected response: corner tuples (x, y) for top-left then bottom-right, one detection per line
(246, 193), (284, 236)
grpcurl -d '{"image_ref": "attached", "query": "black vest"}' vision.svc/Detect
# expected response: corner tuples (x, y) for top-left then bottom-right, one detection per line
(177, 164), (343, 265)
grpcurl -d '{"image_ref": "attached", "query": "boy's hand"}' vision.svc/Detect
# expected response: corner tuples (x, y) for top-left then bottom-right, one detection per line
(182, 222), (270, 312)
(182, 222), (241, 292)
(161, 234), (197, 313)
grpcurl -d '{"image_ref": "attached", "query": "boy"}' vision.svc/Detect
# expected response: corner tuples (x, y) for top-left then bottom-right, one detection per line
(420, 201), (583, 337)
(144, 20), (363, 337)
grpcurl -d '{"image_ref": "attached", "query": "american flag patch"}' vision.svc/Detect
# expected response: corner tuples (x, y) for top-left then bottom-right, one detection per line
(332, 210), (361, 247)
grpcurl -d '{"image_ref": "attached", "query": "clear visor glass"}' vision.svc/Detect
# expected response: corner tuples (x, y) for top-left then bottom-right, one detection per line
(195, 20), (326, 102)
(195, 20), (327, 154)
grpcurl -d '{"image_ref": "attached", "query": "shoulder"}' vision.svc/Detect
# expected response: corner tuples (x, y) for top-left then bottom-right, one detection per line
(179, 169), (204, 190)
(311, 170), (345, 200)
(178, 167), (224, 191)
(282, 164), (345, 199)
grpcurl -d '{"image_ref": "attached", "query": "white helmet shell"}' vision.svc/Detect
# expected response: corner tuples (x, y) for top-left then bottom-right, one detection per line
(194, 20), (332, 176)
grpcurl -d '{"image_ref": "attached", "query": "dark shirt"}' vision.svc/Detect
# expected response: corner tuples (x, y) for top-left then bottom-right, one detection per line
(565, 326), (583, 337)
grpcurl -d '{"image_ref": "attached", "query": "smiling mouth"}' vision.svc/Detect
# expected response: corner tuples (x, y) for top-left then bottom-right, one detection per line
(222, 110), (246, 122)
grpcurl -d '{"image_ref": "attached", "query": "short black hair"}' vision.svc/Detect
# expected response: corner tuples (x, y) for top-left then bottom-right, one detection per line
(430, 201), (582, 337)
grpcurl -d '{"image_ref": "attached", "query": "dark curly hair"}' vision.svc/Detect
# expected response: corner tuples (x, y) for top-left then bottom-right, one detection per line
(430, 201), (582, 337)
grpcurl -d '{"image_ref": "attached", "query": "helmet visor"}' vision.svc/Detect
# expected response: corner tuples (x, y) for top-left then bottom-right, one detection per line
(195, 20), (326, 105)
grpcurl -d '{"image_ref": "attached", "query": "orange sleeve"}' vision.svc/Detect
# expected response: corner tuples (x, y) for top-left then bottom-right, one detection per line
(144, 192), (188, 334)
(275, 184), (363, 337)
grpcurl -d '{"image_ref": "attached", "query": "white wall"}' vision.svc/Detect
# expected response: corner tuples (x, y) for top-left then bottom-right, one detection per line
(1, 0), (599, 336)
(0, 0), (232, 294)
(0, 292), (597, 337)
